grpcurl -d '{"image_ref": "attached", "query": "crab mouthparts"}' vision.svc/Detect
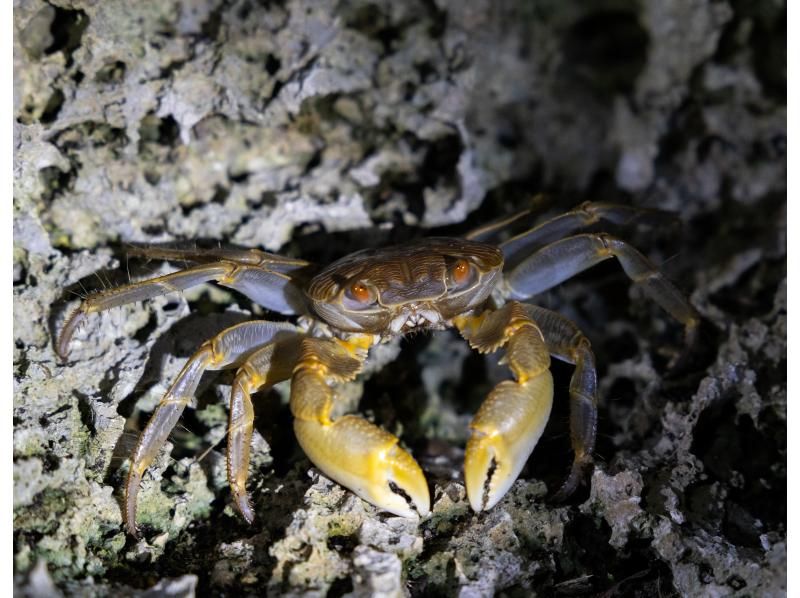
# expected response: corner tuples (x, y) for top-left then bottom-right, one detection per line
(389, 308), (442, 334)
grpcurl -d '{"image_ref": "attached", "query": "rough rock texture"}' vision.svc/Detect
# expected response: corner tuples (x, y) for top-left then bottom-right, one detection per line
(14, 0), (785, 595)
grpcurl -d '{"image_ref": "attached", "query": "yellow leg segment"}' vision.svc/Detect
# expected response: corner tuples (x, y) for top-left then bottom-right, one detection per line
(290, 337), (430, 518)
(227, 336), (303, 523)
(455, 302), (554, 511)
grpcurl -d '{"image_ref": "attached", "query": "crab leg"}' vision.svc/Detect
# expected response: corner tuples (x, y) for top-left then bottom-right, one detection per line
(505, 233), (700, 333)
(227, 335), (303, 523)
(464, 195), (549, 242)
(58, 260), (307, 358)
(290, 336), (430, 518)
(125, 320), (298, 536)
(500, 202), (676, 267)
(454, 302), (554, 511)
(125, 244), (311, 272)
(521, 305), (597, 500)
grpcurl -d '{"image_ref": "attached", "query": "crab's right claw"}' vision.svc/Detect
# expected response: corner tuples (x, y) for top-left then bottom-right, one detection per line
(455, 303), (555, 512)
(294, 415), (430, 518)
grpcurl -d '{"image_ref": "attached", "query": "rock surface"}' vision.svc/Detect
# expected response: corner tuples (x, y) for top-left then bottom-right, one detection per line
(14, 0), (785, 595)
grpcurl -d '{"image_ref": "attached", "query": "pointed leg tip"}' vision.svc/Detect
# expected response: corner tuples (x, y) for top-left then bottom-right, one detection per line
(550, 455), (593, 503)
(56, 309), (86, 360)
(233, 493), (256, 524)
(125, 470), (143, 538)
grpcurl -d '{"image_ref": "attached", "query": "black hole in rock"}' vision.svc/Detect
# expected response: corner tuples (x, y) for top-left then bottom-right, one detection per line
(139, 113), (181, 152)
(751, 9), (786, 102)
(39, 165), (75, 202)
(326, 575), (354, 598)
(41, 452), (60, 473)
(691, 397), (785, 534)
(709, 258), (783, 319)
(421, 134), (462, 188)
(229, 170), (250, 184)
(562, 10), (649, 95)
(45, 6), (88, 65)
(201, 6), (223, 40)
(265, 53), (281, 75)
(415, 60), (437, 83)
(304, 150), (322, 174)
(95, 60), (127, 84)
(133, 311), (159, 345)
(143, 170), (161, 186)
(326, 533), (359, 555)
(605, 329), (640, 361)
(74, 392), (97, 436)
(236, 2), (252, 20)
(209, 185), (229, 205)
(40, 89), (65, 124)
(607, 377), (637, 411)
(157, 115), (180, 146)
(698, 562), (715, 584)
(162, 301), (181, 313)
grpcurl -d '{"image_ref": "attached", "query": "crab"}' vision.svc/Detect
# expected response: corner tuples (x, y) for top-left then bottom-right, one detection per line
(56, 201), (698, 536)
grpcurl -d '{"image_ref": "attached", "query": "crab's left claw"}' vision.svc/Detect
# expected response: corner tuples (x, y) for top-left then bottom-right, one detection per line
(464, 375), (553, 511)
(291, 336), (430, 518)
(295, 416), (430, 517)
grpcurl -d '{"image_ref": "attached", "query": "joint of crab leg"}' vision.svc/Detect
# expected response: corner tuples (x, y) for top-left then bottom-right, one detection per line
(56, 263), (233, 359)
(464, 375), (553, 511)
(56, 255), (307, 359)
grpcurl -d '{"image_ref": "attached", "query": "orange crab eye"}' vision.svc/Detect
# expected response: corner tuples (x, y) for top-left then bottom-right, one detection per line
(450, 259), (472, 285)
(347, 282), (374, 304)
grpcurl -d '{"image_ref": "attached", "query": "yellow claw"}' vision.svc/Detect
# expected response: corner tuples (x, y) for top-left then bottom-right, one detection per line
(290, 336), (429, 518)
(464, 373), (553, 511)
(294, 415), (430, 517)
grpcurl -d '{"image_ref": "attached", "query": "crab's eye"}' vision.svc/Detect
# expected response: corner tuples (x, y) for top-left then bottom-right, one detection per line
(447, 258), (476, 290)
(344, 281), (377, 307)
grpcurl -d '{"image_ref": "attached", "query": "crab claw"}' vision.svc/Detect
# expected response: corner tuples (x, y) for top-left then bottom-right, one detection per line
(464, 374), (553, 511)
(294, 415), (430, 518)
